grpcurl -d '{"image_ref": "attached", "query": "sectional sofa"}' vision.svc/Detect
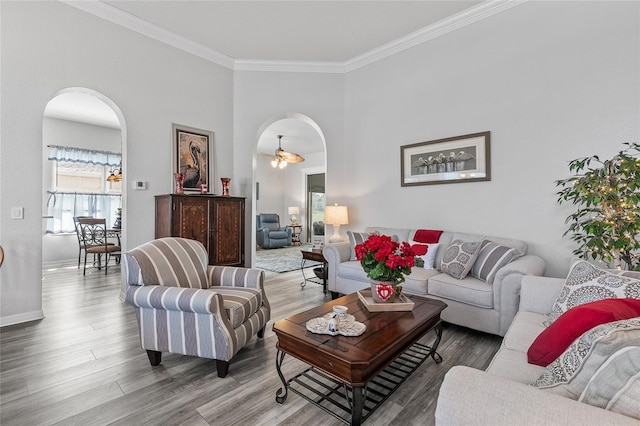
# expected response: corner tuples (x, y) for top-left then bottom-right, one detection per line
(323, 227), (546, 336)
(436, 267), (640, 425)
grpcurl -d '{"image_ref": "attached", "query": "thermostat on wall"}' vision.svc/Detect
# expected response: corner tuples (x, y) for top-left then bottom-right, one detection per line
(132, 181), (147, 190)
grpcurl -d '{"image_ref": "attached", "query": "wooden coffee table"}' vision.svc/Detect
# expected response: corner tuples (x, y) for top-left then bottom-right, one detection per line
(273, 292), (447, 425)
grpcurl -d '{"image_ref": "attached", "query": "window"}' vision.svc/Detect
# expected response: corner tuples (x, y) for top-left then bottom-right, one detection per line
(46, 146), (122, 233)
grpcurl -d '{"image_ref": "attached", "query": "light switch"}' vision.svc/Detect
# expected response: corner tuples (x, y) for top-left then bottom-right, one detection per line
(132, 181), (147, 190)
(11, 207), (24, 219)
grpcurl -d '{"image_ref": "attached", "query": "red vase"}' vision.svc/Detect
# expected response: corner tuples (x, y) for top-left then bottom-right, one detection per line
(174, 173), (184, 194)
(221, 178), (231, 196)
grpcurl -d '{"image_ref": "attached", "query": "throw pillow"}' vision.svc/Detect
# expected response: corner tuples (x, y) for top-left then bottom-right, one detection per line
(531, 317), (640, 400)
(545, 260), (640, 326)
(470, 239), (518, 284)
(413, 229), (444, 244)
(579, 346), (640, 420)
(440, 239), (482, 279)
(410, 241), (439, 270)
(347, 231), (370, 261)
(527, 298), (640, 366)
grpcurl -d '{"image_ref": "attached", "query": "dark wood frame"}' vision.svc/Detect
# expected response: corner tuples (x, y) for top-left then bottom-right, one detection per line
(400, 131), (491, 186)
(172, 123), (213, 192)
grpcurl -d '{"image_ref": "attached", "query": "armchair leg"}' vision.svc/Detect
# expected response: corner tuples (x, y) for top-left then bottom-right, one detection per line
(146, 350), (162, 366)
(257, 326), (266, 338)
(216, 360), (230, 378)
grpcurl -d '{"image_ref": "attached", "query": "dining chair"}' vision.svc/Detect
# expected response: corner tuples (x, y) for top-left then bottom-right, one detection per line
(73, 216), (93, 269)
(78, 218), (121, 275)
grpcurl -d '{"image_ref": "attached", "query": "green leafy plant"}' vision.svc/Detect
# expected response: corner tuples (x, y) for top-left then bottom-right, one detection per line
(556, 142), (640, 270)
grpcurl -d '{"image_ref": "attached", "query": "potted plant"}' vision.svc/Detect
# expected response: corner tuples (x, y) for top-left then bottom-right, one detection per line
(355, 234), (425, 302)
(556, 142), (640, 270)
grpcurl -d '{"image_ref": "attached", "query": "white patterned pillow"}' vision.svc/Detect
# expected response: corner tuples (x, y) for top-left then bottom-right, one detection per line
(531, 318), (640, 400)
(545, 260), (640, 326)
(470, 239), (519, 284)
(579, 346), (640, 419)
(410, 241), (439, 270)
(440, 240), (482, 279)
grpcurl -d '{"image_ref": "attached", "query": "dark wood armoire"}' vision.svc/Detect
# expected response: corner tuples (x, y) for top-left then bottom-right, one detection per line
(155, 194), (245, 266)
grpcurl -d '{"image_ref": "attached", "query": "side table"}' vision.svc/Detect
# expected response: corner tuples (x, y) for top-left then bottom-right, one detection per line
(288, 224), (302, 245)
(300, 249), (327, 294)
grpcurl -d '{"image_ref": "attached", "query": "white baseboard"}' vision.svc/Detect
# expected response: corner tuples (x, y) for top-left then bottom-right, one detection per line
(0, 310), (45, 327)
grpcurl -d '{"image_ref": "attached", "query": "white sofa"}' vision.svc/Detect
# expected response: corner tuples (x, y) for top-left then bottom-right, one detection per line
(435, 275), (640, 425)
(323, 227), (546, 336)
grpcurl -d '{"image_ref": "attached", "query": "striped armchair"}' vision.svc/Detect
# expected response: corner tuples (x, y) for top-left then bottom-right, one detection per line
(124, 237), (270, 378)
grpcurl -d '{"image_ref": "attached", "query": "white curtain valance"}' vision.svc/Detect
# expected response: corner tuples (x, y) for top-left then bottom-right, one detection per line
(47, 145), (121, 167)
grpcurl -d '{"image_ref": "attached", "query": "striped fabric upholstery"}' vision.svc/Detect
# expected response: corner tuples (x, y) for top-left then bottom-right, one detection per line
(215, 287), (262, 328)
(470, 239), (519, 284)
(124, 237), (271, 366)
(126, 237), (209, 288)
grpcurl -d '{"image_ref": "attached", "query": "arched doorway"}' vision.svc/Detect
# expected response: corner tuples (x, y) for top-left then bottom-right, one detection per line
(252, 113), (327, 266)
(42, 88), (128, 296)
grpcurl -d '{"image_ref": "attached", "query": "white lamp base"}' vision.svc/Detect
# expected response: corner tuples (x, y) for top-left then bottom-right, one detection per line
(329, 224), (344, 243)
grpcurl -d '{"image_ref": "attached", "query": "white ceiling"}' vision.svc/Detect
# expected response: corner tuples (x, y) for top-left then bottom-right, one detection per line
(102, 0), (483, 63)
(51, 0), (506, 155)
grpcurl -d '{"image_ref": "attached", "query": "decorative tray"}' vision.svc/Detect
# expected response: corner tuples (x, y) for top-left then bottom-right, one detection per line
(306, 313), (367, 336)
(357, 289), (415, 312)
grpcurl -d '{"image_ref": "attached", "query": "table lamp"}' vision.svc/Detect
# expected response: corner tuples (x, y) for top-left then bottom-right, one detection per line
(324, 204), (349, 243)
(288, 206), (300, 224)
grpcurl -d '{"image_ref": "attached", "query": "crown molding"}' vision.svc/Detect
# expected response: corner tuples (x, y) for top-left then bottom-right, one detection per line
(345, 0), (529, 72)
(60, 0), (235, 69)
(234, 60), (345, 74)
(61, 0), (527, 74)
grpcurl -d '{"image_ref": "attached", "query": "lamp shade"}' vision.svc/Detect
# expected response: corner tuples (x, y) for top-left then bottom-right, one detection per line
(324, 205), (349, 225)
(288, 206), (300, 215)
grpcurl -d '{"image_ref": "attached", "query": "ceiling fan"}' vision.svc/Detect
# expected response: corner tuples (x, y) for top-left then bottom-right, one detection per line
(271, 135), (305, 169)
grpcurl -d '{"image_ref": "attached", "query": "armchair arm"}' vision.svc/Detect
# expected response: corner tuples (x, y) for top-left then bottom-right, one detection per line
(125, 285), (223, 315)
(436, 366), (640, 426)
(207, 265), (265, 290)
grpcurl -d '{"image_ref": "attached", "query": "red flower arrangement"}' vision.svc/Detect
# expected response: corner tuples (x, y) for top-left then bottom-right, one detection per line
(355, 234), (425, 285)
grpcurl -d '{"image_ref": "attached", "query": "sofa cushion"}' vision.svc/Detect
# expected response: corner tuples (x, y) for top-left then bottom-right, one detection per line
(545, 260), (640, 326)
(486, 347), (547, 385)
(401, 267), (439, 295)
(440, 239), (482, 279)
(450, 232), (528, 258)
(502, 311), (547, 353)
(366, 227), (411, 243)
(470, 239), (519, 284)
(410, 241), (440, 269)
(337, 260), (370, 282)
(528, 299), (640, 366)
(214, 287), (262, 328)
(531, 317), (640, 400)
(429, 273), (493, 308)
(347, 231), (372, 261)
(578, 346), (640, 420)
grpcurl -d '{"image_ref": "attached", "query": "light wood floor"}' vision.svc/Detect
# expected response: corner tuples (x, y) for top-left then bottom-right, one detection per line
(0, 261), (502, 425)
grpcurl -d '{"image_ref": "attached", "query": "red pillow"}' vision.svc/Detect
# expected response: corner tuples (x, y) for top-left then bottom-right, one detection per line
(413, 229), (443, 244)
(528, 298), (640, 366)
(411, 244), (428, 256)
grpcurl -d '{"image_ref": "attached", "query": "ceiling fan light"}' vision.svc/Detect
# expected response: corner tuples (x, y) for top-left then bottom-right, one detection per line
(271, 157), (279, 168)
(279, 160), (287, 169)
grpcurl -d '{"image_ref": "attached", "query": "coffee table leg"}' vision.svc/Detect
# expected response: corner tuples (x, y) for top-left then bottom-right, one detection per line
(430, 322), (444, 364)
(351, 386), (365, 426)
(275, 349), (289, 403)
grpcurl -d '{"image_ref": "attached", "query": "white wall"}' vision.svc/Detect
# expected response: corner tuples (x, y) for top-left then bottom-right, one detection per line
(343, 0), (639, 277)
(0, 1), (233, 326)
(42, 117), (122, 263)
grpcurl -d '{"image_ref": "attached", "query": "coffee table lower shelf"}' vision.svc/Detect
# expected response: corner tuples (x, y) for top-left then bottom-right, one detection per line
(276, 341), (441, 425)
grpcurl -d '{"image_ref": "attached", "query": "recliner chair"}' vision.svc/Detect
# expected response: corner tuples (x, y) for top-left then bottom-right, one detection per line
(256, 213), (292, 249)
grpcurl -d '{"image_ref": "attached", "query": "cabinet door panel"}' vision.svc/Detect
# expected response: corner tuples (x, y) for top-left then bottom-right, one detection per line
(211, 199), (244, 266)
(176, 199), (210, 251)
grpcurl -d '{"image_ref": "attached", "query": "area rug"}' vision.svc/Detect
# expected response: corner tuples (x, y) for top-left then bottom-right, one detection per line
(255, 244), (321, 273)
